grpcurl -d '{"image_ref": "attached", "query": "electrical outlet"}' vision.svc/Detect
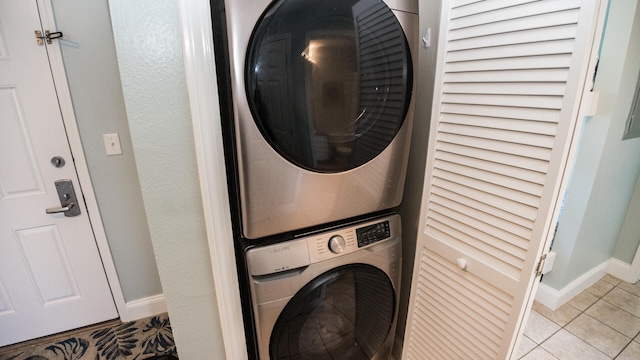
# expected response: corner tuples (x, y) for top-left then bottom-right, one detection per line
(103, 133), (122, 155)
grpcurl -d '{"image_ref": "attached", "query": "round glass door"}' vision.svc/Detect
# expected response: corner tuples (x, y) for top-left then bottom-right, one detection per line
(246, 0), (413, 172)
(270, 264), (395, 359)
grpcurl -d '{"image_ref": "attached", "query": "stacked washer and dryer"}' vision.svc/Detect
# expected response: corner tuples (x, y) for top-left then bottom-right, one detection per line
(222, 0), (418, 358)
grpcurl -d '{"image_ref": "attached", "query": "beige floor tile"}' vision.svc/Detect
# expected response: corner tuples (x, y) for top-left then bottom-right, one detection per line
(585, 299), (640, 338)
(520, 346), (559, 360)
(516, 335), (538, 359)
(618, 281), (640, 297)
(540, 329), (609, 360)
(602, 288), (640, 317)
(532, 301), (581, 327)
(586, 278), (616, 298)
(564, 313), (630, 358)
(568, 290), (600, 311)
(616, 339), (640, 360)
(524, 311), (561, 344)
(601, 274), (622, 286)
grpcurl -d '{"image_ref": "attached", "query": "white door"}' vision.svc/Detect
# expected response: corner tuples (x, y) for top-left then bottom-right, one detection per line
(0, 0), (117, 346)
(403, 1), (604, 359)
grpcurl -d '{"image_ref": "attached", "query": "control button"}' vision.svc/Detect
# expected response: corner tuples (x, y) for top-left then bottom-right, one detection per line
(328, 235), (346, 254)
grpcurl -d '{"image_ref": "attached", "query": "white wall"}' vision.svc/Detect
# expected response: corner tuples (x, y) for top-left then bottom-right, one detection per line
(51, 0), (162, 302)
(542, 0), (640, 290)
(108, 0), (226, 357)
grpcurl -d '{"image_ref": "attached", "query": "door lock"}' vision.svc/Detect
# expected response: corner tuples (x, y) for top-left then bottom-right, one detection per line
(34, 30), (63, 45)
(51, 156), (66, 168)
(46, 179), (81, 217)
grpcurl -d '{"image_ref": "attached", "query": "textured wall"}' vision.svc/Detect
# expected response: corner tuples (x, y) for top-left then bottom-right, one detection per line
(108, 0), (226, 357)
(51, 0), (161, 302)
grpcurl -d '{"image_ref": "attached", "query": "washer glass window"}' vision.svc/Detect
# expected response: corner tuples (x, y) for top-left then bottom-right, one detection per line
(246, 0), (413, 173)
(269, 264), (395, 359)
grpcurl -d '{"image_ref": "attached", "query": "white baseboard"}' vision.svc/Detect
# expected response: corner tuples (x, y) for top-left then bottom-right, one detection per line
(120, 294), (167, 322)
(535, 260), (610, 310)
(608, 258), (637, 283)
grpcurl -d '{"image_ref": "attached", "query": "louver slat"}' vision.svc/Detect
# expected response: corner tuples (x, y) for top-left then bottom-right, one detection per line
(441, 103), (561, 124)
(449, 24), (578, 51)
(436, 151), (546, 186)
(445, 68), (570, 83)
(446, 54), (573, 73)
(430, 192), (533, 240)
(448, 39), (576, 63)
(450, 1), (581, 30)
(433, 168), (541, 208)
(426, 215), (526, 277)
(440, 114), (558, 136)
(437, 141), (550, 173)
(431, 184), (536, 229)
(450, 0), (535, 19)
(432, 177), (538, 221)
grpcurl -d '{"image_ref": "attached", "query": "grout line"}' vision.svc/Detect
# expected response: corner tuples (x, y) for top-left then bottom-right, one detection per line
(521, 278), (640, 359)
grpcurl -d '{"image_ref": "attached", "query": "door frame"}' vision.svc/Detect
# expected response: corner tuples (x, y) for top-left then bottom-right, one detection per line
(37, 0), (126, 317)
(179, 0), (248, 359)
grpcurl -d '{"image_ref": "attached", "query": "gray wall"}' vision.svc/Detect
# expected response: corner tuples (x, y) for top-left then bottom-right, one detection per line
(108, 0), (226, 357)
(543, 0), (640, 290)
(50, 0), (162, 302)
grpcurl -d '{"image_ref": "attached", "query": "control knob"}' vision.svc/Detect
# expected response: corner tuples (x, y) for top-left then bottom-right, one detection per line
(328, 235), (346, 254)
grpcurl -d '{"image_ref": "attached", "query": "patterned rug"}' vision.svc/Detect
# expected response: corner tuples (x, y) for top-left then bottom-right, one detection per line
(0, 313), (178, 360)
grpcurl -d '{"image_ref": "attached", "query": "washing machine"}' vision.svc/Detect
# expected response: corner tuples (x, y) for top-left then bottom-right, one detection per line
(224, 0), (418, 239)
(245, 214), (401, 359)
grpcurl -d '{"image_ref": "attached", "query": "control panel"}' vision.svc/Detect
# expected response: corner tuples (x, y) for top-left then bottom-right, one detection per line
(356, 221), (390, 247)
(247, 215), (399, 276)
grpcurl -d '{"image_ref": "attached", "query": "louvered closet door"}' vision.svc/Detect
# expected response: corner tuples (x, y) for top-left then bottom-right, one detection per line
(403, 1), (603, 359)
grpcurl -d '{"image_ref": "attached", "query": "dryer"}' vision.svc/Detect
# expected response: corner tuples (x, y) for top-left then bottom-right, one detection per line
(245, 214), (401, 360)
(224, 0), (418, 239)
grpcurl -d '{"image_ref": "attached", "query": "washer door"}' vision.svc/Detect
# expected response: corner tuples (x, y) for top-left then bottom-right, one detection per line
(246, 0), (413, 173)
(270, 264), (395, 359)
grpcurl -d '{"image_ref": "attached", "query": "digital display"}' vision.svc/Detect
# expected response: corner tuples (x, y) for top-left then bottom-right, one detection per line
(356, 221), (390, 247)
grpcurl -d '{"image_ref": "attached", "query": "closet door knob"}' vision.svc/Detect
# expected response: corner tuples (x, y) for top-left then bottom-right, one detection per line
(456, 258), (468, 271)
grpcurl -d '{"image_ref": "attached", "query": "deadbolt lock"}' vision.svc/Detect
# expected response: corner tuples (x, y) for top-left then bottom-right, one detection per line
(51, 156), (66, 168)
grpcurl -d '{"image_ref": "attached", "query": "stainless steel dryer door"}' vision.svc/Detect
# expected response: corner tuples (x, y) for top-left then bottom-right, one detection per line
(226, 0), (417, 238)
(246, 0), (412, 173)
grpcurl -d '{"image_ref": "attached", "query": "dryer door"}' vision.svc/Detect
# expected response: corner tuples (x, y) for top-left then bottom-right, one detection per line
(246, 0), (413, 173)
(270, 264), (395, 359)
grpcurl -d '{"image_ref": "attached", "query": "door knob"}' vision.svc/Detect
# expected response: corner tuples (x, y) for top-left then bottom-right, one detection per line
(45, 179), (81, 217)
(456, 258), (468, 271)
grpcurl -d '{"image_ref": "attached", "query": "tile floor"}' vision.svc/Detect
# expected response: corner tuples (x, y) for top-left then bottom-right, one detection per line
(517, 274), (640, 359)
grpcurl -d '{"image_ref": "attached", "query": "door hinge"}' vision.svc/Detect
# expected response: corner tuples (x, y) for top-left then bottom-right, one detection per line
(35, 30), (63, 45)
(535, 253), (547, 277)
